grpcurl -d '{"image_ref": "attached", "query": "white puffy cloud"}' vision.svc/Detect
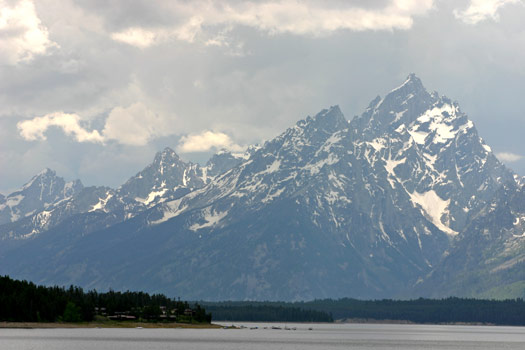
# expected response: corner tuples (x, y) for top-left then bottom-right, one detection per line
(111, 16), (203, 47)
(496, 152), (523, 162)
(102, 103), (177, 146)
(111, 27), (157, 49)
(110, 0), (435, 48)
(17, 103), (177, 146)
(0, 0), (58, 64)
(17, 112), (104, 143)
(454, 0), (521, 24)
(177, 130), (244, 153)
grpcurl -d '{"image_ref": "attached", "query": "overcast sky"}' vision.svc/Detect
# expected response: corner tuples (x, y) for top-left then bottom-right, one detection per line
(1, 0), (524, 193)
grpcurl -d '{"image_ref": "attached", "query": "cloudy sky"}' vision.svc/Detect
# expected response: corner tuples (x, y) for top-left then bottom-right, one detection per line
(1, 0), (524, 193)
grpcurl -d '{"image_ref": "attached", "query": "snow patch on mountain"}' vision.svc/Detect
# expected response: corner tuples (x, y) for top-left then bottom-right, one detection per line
(136, 189), (168, 206)
(189, 207), (228, 231)
(385, 158), (406, 179)
(5, 195), (24, 208)
(90, 192), (114, 212)
(262, 187), (286, 203)
(150, 198), (189, 225)
(368, 138), (386, 152)
(262, 159), (281, 174)
(409, 190), (457, 236)
(408, 104), (459, 145)
(320, 133), (343, 153)
(305, 154), (339, 175)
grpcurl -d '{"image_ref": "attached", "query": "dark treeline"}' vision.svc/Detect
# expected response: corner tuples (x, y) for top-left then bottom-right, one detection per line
(4, 274), (524, 325)
(299, 298), (525, 325)
(0, 275), (211, 323)
(203, 297), (525, 325)
(203, 303), (333, 322)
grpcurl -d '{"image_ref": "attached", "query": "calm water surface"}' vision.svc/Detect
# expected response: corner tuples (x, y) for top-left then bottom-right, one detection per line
(1, 323), (525, 349)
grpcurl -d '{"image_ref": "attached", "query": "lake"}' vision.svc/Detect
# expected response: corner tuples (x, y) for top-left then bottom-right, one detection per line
(1, 323), (524, 349)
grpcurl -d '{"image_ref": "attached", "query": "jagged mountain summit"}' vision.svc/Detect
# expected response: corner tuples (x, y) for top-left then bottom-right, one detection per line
(351, 74), (511, 235)
(206, 149), (250, 178)
(0, 74), (523, 300)
(0, 148), (244, 241)
(118, 147), (208, 207)
(0, 169), (83, 226)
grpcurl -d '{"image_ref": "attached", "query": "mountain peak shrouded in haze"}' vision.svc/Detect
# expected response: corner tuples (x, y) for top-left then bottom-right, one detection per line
(259, 105), (348, 165)
(298, 105), (347, 134)
(397, 73), (425, 92)
(0, 146), (246, 241)
(384, 73), (429, 107)
(35, 167), (54, 176)
(206, 150), (246, 178)
(391, 73), (429, 99)
(24, 168), (58, 189)
(1, 76), (524, 301)
(118, 147), (208, 203)
(0, 168), (83, 225)
(153, 147), (181, 165)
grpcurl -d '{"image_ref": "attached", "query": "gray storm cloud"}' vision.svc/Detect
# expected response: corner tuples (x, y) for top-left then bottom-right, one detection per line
(110, 0), (435, 49)
(1, 0), (525, 192)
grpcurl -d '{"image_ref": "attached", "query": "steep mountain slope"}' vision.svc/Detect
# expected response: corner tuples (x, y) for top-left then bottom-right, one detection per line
(0, 74), (521, 300)
(415, 178), (525, 298)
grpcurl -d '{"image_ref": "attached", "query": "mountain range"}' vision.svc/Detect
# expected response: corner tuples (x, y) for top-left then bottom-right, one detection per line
(1, 74), (524, 301)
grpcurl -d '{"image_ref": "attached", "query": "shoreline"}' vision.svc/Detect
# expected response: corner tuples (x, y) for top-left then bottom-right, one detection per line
(336, 319), (497, 326)
(0, 321), (222, 329)
(1, 320), (512, 329)
(216, 319), (501, 327)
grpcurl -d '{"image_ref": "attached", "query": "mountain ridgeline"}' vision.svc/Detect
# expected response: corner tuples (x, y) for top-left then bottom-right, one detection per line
(1, 75), (524, 301)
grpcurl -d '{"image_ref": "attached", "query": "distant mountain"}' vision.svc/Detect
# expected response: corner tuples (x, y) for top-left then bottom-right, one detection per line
(0, 148), (242, 241)
(0, 74), (523, 300)
(0, 169), (83, 227)
(205, 149), (248, 178)
(118, 147), (208, 208)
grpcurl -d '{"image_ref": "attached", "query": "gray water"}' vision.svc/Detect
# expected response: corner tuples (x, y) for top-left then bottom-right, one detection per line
(1, 323), (525, 349)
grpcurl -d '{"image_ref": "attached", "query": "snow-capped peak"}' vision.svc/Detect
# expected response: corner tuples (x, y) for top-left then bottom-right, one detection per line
(405, 100), (470, 146)
(37, 167), (55, 176)
(351, 74), (436, 139)
(0, 169), (84, 225)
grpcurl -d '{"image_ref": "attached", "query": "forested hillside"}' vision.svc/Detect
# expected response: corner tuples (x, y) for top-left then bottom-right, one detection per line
(0, 275), (211, 323)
